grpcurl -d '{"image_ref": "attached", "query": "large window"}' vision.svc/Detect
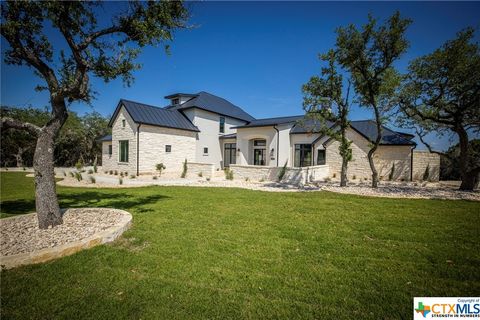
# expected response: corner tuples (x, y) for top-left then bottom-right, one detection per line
(294, 144), (312, 167)
(317, 149), (326, 165)
(119, 140), (129, 162)
(224, 143), (236, 167)
(219, 117), (225, 133)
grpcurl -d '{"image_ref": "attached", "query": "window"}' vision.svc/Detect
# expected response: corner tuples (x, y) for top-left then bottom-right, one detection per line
(108, 145), (112, 156)
(294, 144), (312, 167)
(254, 139), (266, 147)
(165, 145), (171, 153)
(317, 149), (326, 165)
(224, 143), (236, 167)
(122, 119), (126, 127)
(119, 140), (129, 162)
(172, 98), (179, 105)
(203, 147), (209, 155)
(219, 117), (225, 133)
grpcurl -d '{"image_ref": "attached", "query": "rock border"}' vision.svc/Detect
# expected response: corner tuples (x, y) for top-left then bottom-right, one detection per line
(0, 208), (132, 270)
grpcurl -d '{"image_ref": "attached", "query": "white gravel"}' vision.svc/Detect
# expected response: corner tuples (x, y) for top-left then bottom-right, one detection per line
(0, 208), (125, 256)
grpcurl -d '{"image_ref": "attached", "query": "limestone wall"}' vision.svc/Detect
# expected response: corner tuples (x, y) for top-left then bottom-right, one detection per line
(229, 164), (329, 184)
(412, 150), (440, 181)
(186, 162), (215, 179)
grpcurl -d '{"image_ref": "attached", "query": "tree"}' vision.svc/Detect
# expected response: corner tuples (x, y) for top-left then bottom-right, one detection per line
(440, 139), (480, 181)
(334, 12), (411, 187)
(397, 29), (480, 190)
(0, 1), (189, 228)
(302, 49), (352, 187)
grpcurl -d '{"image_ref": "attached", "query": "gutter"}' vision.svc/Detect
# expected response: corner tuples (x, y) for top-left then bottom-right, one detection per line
(410, 144), (416, 181)
(137, 124), (141, 176)
(273, 125), (280, 166)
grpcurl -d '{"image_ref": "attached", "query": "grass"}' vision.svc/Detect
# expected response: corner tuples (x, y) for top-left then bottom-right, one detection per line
(1, 171), (479, 319)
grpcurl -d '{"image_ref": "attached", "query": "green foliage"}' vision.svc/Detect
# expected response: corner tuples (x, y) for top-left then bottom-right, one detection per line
(423, 164), (430, 181)
(114, 170), (118, 176)
(74, 172), (82, 182)
(88, 176), (95, 184)
(389, 163), (395, 181)
(155, 163), (166, 176)
(224, 168), (234, 180)
(109, 170), (113, 175)
(119, 178), (123, 185)
(93, 164), (97, 173)
(277, 161), (288, 182)
(130, 175), (136, 179)
(69, 172), (74, 178)
(87, 169), (93, 174)
(152, 176), (158, 180)
(181, 159), (187, 178)
(441, 139), (480, 180)
(198, 172), (203, 177)
(62, 171), (66, 177)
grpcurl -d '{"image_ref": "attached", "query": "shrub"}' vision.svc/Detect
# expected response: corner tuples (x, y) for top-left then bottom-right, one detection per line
(364, 177), (368, 181)
(74, 172), (82, 181)
(119, 178), (123, 185)
(120, 172), (124, 177)
(63, 171), (66, 177)
(352, 175), (357, 180)
(130, 175), (136, 179)
(333, 173), (336, 178)
(5, 168), (8, 171)
(89, 176), (96, 184)
(109, 170), (113, 175)
(88, 169), (94, 174)
(423, 164), (430, 181)
(324, 177), (331, 182)
(69, 171), (75, 177)
(114, 170), (118, 175)
(277, 161), (288, 182)
(198, 172), (203, 177)
(206, 177), (210, 181)
(22, 167), (26, 171)
(93, 164), (98, 173)
(104, 170), (108, 174)
(125, 172), (128, 176)
(152, 176), (158, 180)
(155, 163), (166, 176)
(75, 160), (83, 170)
(224, 168), (234, 180)
(388, 163), (395, 181)
(181, 159), (187, 178)
(245, 177), (249, 182)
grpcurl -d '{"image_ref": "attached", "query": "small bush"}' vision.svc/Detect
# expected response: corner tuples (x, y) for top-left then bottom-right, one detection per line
(156, 163), (166, 176)
(74, 172), (82, 181)
(423, 164), (430, 181)
(93, 164), (97, 173)
(324, 177), (331, 182)
(88, 169), (94, 174)
(181, 159), (187, 178)
(114, 170), (118, 175)
(109, 170), (113, 175)
(224, 168), (234, 180)
(152, 176), (158, 180)
(198, 172), (203, 177)
(104, 170), (108, 174)
(245, 177), (249, 182)
(89, 176), (96, 184)
(125, 172), (128, 176)
(364, 177), (368, 181)
(130, 175), (136, 179)
(352, 175), (357, 180)
(277, 161), (288, 182)
(119, 178), (123, 185)
(5, 168), (8, 171)
(120, 172), (124, 177)
(206, 177), (211, 181)
(388, 163), (395, 181)
(333, 173), (336, 178)
(69, 172), (74, 177)
(75, 160), (83, 170)
(63, 171), (66, 177)
(22, 167), (26, 171)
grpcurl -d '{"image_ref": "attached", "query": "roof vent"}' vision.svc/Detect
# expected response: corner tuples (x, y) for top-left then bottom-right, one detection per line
(164, 93), (197, 106)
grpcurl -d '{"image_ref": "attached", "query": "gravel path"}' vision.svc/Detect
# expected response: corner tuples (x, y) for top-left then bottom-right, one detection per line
(0, 208), (125, 256)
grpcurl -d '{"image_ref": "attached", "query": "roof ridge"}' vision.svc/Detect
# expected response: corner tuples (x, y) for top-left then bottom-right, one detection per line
(120, 99), (181, 114)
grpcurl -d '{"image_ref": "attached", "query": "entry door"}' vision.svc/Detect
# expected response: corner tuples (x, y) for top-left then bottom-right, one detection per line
(224, 143), (236, 167)
(254, 149), (266, 166)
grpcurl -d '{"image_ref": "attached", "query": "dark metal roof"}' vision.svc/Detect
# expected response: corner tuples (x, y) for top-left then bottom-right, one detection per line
(219, 133), (236, 139)
(99, 134), (112, 141)
(350, 120), (416, 145)
(164, 93), (198, 99)
(233, 115), (304, 129)
(290, 119), (334, 134)
(108, 99), (200, 132)
(169, 91), (255, 122)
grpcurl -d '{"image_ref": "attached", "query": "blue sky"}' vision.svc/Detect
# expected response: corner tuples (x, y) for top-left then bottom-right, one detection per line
(1, 1), (479, 151)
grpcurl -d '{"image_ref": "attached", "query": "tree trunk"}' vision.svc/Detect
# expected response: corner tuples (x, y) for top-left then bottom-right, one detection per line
(367, 148), (379, 188)
(33, 98), (68, 229)
(340, 157), (348, 187)
(456, 126), (477, 191)
(460, 168), (479, 191)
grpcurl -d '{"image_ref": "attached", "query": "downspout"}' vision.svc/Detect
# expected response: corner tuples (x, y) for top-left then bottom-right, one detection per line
(137, 124), (141, 176)
(273, 125), (280, 167)
(410, 144), (416, 181)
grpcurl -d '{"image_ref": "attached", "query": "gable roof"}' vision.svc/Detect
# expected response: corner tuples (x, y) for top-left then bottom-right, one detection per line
(167, 91), (255, 122)
(289, 118), (416, 146)
(109, 99), (199, 132)
(233, 115), (304, 129)
(99, 134), (112, 141)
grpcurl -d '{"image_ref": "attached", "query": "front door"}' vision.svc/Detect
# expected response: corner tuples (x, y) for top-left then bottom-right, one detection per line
(254, 149), (266, 166)
(224, 143), (236, 167)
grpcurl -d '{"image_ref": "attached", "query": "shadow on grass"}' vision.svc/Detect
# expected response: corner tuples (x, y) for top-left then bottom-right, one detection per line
(1, 191), (170, 216)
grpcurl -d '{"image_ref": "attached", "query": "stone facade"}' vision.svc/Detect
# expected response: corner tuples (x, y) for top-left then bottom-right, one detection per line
(412, 150), (440, 181)
(186, 162), (215, 179)
(229, 164), (329, 184)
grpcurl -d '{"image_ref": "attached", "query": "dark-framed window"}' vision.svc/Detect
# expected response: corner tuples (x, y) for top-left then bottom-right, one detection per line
(317, 149), (326, 165)
(172, 98), (179, 105)
(203, 147), (209, 154)
(165, 145), (171, 153)
(119, 140), (129, 162)
(219, 117), (225, 133)
(108, 145), (112, 156)
(122, 119), (126, 127)
(254, 139), (266, 147)
(294, 144), (312, 167)
(224, 143), (236, 167)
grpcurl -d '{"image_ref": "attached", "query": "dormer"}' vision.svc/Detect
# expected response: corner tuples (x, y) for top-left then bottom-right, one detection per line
(164, 93), (197, 106)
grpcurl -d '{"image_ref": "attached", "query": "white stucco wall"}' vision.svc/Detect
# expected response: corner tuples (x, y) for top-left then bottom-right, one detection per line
(236, 126), (277, 166)
(182, 108), (247, 168)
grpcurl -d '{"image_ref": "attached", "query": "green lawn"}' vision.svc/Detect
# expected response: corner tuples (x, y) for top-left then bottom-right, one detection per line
(1, 172), (479, 319)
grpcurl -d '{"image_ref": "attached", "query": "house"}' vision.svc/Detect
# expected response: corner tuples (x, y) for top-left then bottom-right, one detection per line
(101, 91), (440, 182)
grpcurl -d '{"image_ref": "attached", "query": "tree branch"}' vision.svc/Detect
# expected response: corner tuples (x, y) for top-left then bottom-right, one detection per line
(414, 127), (453, 161)
(1, 117), (42, 135)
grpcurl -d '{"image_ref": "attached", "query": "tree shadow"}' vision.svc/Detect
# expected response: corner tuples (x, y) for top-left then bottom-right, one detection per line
(1, 191), (170, 216)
